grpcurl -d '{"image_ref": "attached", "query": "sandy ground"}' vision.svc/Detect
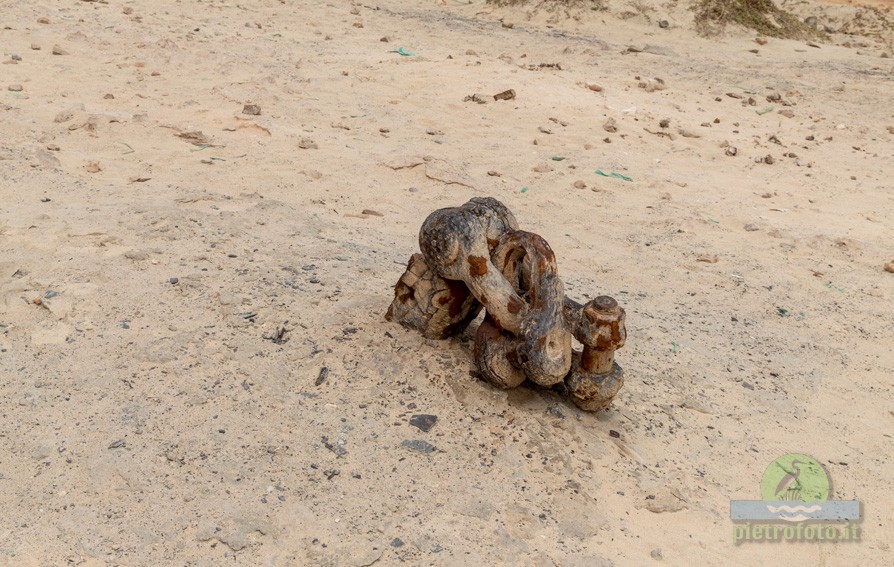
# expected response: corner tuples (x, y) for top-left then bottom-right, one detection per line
(1, 0), (893, 565)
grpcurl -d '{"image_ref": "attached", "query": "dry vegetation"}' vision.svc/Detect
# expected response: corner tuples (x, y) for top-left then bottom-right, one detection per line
(693, 0), (825, 38)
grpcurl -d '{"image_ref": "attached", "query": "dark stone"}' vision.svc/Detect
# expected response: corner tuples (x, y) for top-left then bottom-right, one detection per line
(658, 20), (669, 29)
(390, 538), (404, 548)
(409, 414), (438, 432)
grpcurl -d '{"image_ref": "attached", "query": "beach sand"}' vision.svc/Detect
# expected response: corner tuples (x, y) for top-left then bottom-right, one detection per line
(0, 0), (892, 564)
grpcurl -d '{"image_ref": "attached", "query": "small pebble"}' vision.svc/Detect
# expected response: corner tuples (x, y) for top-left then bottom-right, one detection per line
(409, 414), (438, 432)
(402, 439), (436, 453)
(658, 20), (669, 29)
(884, 261), (894, 274)
(603, 118), (618, 133)
(7, 84), (22, 92)
(744, 224), (759, 232)
(169, 277), (179, 285)
(242, 103), (261, 115)
(11, 54), (21, 61)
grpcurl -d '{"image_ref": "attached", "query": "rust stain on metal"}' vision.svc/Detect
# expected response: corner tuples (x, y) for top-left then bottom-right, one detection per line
(467, 255), (488, 277)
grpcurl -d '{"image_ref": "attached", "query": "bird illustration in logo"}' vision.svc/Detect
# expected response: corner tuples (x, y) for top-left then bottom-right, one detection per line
(773, 459), (806, 501)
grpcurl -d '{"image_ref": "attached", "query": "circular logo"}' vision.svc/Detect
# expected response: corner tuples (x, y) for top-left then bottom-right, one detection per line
(760, 453), (830, 502)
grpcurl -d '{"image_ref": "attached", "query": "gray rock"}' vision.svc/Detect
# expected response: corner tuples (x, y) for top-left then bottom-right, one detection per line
(402, 439), (436, 453)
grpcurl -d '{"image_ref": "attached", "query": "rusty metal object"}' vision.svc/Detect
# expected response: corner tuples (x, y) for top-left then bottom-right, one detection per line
(387, 198), (627, 412)
(482, 230), (571, 387)
(564, 296), (626, 412)
(385, 253), (481, 340)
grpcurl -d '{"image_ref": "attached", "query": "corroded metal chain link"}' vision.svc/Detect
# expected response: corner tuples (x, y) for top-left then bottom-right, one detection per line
(386, 197), (626, 412)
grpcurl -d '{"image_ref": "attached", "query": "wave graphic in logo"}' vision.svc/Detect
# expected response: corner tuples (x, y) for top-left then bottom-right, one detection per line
(766, 504), (823, 513)
(766, 504), (824, 522)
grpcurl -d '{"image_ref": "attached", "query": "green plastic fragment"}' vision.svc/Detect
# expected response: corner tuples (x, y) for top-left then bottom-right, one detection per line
(595, 169), (632, 182)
